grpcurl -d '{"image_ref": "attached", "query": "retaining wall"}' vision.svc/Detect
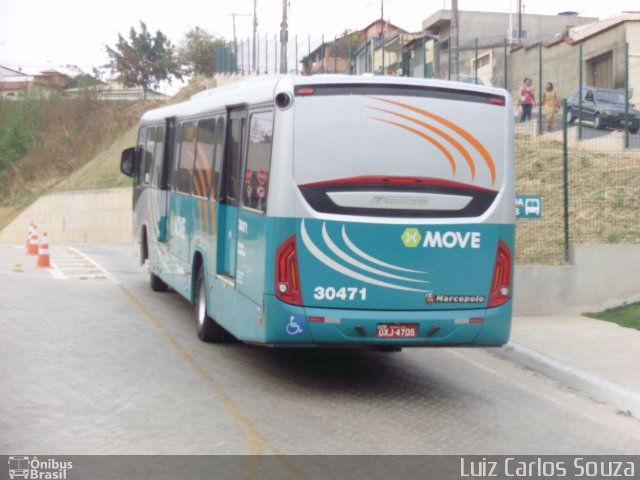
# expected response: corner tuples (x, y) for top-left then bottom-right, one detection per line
(0, 188), (132, 244)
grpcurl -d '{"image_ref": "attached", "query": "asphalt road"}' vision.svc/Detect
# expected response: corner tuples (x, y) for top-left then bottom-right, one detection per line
(2, 243), (640, 460)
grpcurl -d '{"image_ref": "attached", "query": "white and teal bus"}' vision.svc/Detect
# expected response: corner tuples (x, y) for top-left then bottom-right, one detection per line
(121, 75), (515, 349)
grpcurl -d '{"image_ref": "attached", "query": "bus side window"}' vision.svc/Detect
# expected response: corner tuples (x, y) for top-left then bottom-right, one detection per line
(212, 117), (225, 200)
(225, 114), (245, 204)
(175, 122), (197, 195)
(243, 110), (274, 213)
(150, 126), (164, 188)
(193, 118), (216, 199)
(143, 127), (156, 186)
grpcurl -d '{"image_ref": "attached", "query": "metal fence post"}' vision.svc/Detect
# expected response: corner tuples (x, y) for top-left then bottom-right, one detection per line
(625, 42), (630, 149)
(307, 36), (311, 75)
(447, 40), (451, 80)
(474, 37), (478, 84)
(562, 99), (570, 263)
(423, 37), (428, 79)
(503, 38), (508, 90)
(578, 44), (583, 140)
(538, 43), (543, 136)
(348, 33), (353, 75)
(321, 35), (325, 74)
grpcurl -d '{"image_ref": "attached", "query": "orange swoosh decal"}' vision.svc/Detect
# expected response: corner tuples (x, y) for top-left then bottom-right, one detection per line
(370, 97), (496, 185)
(372, 117), (456, 175)
(369, 106), (475, 180)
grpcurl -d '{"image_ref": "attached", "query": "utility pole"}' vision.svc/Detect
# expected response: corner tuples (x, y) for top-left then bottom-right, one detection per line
(229, 12), (252, 46)
(279, 0), (288, 73)
(252, 0), (258, 72)
(517, 0), (523, 45)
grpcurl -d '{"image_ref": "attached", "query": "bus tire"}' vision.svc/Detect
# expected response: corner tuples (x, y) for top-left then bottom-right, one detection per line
(194, 267), (228, 343)
(150, 272), (169, 292)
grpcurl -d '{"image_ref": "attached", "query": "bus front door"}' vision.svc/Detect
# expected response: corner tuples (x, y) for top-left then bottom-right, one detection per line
(157, 117), (175, 243)
(217, 109), (246, 280)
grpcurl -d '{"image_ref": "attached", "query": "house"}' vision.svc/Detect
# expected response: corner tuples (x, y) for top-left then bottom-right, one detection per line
(300, 19), (407, 75)
(353, 19), (410, 75)
(34, 70), (71, 91)
(508, 12), (640, 99)
(0, 65), (33, 100)
(419, 10), (597, 87)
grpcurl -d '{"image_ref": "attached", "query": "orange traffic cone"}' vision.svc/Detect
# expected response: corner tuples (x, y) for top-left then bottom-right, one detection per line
(36, 232), (51, 268)
(27, 224), (39, 255)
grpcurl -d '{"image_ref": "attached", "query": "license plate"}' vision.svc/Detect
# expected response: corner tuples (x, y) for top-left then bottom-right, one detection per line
(376, 324), (418, 338)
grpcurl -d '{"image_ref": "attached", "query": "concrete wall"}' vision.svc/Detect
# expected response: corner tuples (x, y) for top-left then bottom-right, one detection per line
(514, 244), (640, 315)
(2, 188), (638, 315)
(0, 188), (132, 244)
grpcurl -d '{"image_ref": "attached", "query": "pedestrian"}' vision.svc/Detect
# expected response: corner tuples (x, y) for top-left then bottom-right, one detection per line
(542, 82), (561, 131)
(518, 78), (535, 122)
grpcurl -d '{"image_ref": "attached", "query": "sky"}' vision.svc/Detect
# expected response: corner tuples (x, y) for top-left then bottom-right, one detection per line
(0, 0), (635, 85)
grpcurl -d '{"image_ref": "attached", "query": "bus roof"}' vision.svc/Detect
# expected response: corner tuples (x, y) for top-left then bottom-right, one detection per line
(139, 74), (506, 124)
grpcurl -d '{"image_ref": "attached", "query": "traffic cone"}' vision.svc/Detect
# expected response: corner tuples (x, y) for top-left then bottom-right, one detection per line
(36, 233), (51, 268)
(27, 224), (39, 255)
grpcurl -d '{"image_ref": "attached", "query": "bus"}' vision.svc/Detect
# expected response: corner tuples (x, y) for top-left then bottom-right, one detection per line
(120, 75), (515, 349)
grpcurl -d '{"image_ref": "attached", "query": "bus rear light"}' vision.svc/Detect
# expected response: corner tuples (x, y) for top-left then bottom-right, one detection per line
(275, 235), (303, 305)
(488, 239), (512, 308)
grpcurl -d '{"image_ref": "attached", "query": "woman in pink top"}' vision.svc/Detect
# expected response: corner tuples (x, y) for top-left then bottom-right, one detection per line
(518, 78), (535, 122)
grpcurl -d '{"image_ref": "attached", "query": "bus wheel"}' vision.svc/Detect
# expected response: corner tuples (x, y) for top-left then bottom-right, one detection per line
(194, 267), (229, 343)
(150, 272), (169, 292)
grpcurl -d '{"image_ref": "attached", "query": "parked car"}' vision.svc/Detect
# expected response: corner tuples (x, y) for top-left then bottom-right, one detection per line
(566, 86), (640, 134)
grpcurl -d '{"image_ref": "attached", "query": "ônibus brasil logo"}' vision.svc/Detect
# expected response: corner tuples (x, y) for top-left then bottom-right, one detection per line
(401, 228), (481, 249)
(7, 456), (73, 479)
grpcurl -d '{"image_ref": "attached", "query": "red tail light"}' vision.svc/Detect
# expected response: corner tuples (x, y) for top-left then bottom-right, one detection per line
(488, 239), (512, 307)
(275, 234), (302, 305)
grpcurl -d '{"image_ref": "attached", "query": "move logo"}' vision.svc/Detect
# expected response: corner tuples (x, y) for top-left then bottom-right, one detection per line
(401, 229), (481, 249)
(400, 228), (422, 248)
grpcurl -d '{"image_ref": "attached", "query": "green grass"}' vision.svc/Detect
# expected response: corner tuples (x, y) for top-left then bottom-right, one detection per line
(585, 302), (640, 331)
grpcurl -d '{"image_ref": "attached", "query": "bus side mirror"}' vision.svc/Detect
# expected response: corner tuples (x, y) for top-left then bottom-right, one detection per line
(120, 147), (137, 177)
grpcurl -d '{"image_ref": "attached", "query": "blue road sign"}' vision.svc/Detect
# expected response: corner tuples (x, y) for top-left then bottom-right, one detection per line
(516, 195), (542, 218)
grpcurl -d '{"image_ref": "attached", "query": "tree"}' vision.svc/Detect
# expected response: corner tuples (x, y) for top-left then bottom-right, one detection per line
(179, 27), (232, 76)
(105, 21), (182, 98)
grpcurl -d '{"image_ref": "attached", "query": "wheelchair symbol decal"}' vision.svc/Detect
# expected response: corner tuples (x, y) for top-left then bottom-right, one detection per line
(285, 315), (306, 336)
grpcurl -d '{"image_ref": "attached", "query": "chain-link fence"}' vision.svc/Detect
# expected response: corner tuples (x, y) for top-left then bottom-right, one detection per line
(214, 32), (639, 265)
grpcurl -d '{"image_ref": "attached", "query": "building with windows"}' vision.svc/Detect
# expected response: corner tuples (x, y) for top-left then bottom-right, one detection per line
(508, 12), (640, 99)
(418, 10), (597, 87)
(0, 65), (33, 100)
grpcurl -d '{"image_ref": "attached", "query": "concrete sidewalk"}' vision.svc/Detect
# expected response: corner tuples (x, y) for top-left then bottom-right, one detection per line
(501, 315), (640, 418)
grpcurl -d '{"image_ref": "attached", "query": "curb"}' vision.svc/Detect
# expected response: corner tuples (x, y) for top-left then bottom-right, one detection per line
(499, 342), (640, 418)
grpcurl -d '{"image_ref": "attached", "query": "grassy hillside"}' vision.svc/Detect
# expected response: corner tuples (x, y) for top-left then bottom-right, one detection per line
(0, 77), (215, 231)
(0, 96), (152, 230)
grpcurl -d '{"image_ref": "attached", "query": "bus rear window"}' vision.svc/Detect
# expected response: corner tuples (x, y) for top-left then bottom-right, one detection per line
(293, 88), (505, 218)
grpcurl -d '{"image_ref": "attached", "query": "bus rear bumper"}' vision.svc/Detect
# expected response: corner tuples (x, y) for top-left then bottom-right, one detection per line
(263, 295), (512, 347)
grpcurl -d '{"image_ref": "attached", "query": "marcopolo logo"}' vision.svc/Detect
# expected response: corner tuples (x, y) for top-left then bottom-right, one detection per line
(401, 229), (481, 249)
(7, 456), (73, 480)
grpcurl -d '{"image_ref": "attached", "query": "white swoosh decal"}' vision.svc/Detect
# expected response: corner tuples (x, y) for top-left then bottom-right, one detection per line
(341, 226), (427, 274)
(321, 224), (428, 284)
(300, 220), (430, 293)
